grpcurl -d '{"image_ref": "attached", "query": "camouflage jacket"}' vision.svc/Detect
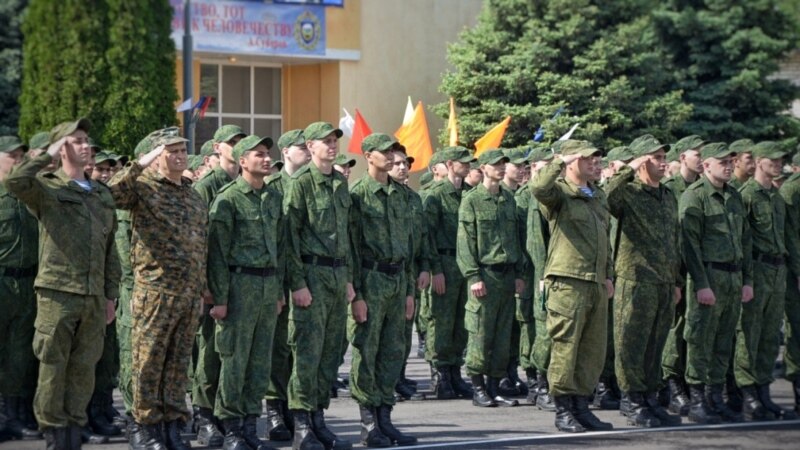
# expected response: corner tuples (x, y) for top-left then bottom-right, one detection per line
(0, 183), (38, 270)
(741, 178), (800, 275)
(424, 179), (464, 275)
(195, 166), (236, 207)
(780, 173), (800, 277)
(405, 185), (431, 276)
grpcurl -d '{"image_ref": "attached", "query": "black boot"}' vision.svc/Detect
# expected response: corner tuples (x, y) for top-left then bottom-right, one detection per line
(793, 378), (800, 415)
(497, 360), (523, 397)
(264, 400), (291, 441)
(194, 407), (224, 447)
(291, 411), (324, 450)
(394, 381), (417, 402)
(18, 396), (40, 436)
(592, 379), (620, 410)
(242, 415), (276, 450)
(740, 384), (774, 421)
(525, 369), (538, 404)
(87, 392), (122, 436)
(645, 391), (682, 426)
(129, 422), (167, 450)
(487, 377), (519, 406)
(687, 384), (721, 424)
(127, 419), (147, 449)
(553, 396), (585, 433)
(80, 425), (109, 444)
(470, 375), (496, 407)
(450, 366), (474, 398)
(757, 383), (798, 420)
(70, 426), (85, 449)
(282, 401), (295, 435)
(507, 360), (528, 396)
(725, 373), (743, 413)
(357, 406), (390, 448)
(667, 376), (691, 416)
(222, 418), (250, 450)
(706, 384), (743, 422)
(536, 373), (556, 411)
(311, 409), (351, 450)
(433, 367), (456, 400)
(376, 405), (417, 446)
(399, 363), (417, 388)
(43, 427), (70, 450)
(572, 395), (613, 431)
(3, 395), (41, 439)
(165, 420), (191, 450)
(625, 392), (660, 428)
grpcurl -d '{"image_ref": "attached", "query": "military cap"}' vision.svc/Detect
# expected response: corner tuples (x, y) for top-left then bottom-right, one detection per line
(429, 151), (447, 167)
(272, 160), (284, 171)
(469, 160), (481, 170)
(200, 140), (216, 157)
(752, 141), (788, 160)
(560, 140), (601, 158)
(94, 151), (117, 166)
(700, 142), (735, 160)
(134, 135), (154, 156)
(334, 153), (357, 168)
(665, 147), (680, 163)
(629, 135), (669, 157)
(420, 171), (433, 187)
(529, 147), (554, 163)
(88, 138), (102, 150)
(0, 136), (28, 153)
(112, 152), (129, 165)
(304, 122), (343, 140)
(188, 155), (204, 171)
(729, 139), (755, 154)
(278, 129), (306, 149)
(362, 133), (401, 152)
(792, 152), (800, 167)
(152, 127), (188, 148)
(478, 149), (509, 165)
(406, 155), (416, 165)
(551, 141), (565, 155)
(28, 132), (50, 150)
(605, 146), (634, 162)
(49, 118), (91, 144)
(438, 146), (476, 163)
(232, 135), (273, 160)
(673, 135), (706, 154)
(213, 124), (246, 143)
(504, 148), (528, 165)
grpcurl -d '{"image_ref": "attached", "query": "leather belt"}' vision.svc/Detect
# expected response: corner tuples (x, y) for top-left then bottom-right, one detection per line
(362, 258), (404, 276)
(754, 253), (785, 267)
(0, 266), (37, 278)
(706, 262), (742, 273)
(482, 263), (513, 273)
(229, 266), (276, 277)
(301, 255), (347, 268)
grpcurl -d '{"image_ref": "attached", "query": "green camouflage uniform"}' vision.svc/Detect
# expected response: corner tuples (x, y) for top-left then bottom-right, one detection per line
(348, 174), (414, 406)
(606, 166), (680, 393)
(680, 177), (752, 386)
(6, 154), (120, 428)
(115, 210), (134, 413)
(402, 186), (430, 367)
(207, 177), (286, 419)
(108, 163), (208, 424)
(780, 172), (800, 383)
(515, 183), (537, 373)
(526, 188), (552, 375)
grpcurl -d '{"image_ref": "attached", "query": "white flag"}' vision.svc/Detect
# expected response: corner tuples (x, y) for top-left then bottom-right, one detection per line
(403, 96), (415, 126)
(558, 123), (580, 141)
(176, 98), (193, 113)
(339, 108), (355, 138)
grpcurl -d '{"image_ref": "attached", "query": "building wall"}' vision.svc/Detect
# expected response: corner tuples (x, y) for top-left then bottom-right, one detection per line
(777, 49), (800, 118)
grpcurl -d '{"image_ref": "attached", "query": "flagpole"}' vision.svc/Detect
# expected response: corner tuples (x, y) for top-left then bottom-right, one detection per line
(183, 0), (194, 153)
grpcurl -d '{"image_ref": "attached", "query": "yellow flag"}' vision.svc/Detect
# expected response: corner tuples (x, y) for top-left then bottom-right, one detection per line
(474, 116), (511, 157)
(448, 97), (458, 146)
(395, 101), (433, 172)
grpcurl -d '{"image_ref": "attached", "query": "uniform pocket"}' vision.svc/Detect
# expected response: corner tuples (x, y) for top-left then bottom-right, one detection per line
(32, 315), (58, 364)
(464, 300), (481, 333)
(516, 295), (533, 322)
(546, 281), (579, 343)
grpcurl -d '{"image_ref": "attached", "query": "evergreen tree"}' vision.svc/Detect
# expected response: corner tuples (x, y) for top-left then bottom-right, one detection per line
(0, 0), (28, 136)
(436, 0), (692, 149)
(103, 0), (178, 155)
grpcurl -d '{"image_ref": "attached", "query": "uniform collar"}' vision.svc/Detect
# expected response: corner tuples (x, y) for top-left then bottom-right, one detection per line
(53, 168), (102, 192)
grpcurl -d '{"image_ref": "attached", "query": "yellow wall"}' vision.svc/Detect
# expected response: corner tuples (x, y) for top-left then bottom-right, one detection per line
(326, 0), (360, 50)
(282, 63), (341, 131)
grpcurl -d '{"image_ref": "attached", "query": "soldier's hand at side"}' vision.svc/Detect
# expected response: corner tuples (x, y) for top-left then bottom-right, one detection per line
(432, 273), (446, 295)
(605, 279), (614, 299)
(515, 278), (525, 295)
(674, 286), (682, 304)
(210, 305), (227, 320)
(471, 281), (487, 298)
(202, 290), (214, 305)
(405, 296), (415, 320)
(741, 285), (754, 303)
(277, 297), (285, 315)
(417, 271), (431, 290)
(351, 299), (367, 323)
(346, 283), (356, 303)
(139, 145), (165, 167)
(105, 299), (116, 325)
(696, 287), (716, 305)
(46, 137), (67, 160)
(293, 287), (313, 308)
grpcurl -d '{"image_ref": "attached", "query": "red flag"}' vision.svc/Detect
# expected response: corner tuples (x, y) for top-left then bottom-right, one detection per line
(348, 109), (372, 155)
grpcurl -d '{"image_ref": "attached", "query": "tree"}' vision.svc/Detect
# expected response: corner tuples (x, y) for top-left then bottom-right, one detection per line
(0, 0), (28, 136)
(103, 0), (178, 155)
(436, 0), (692, 149)
(653, 0), (800, 141)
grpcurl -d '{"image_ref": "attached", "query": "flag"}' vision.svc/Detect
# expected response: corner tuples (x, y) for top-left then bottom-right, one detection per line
(348, 109), (372, 155)
(339, 108), (355, 138)
(558, 123), (580, 141)
(190, 96), (213, 123)
(395, 101), (433, 172)
(447, 97), (458, 146)
(403, 96), (415, 126)
(176, 98), (193, 113)
(474, 116), (511, 157)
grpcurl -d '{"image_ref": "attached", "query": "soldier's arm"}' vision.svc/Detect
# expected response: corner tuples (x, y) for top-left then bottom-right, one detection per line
(207, 196), (234, 306)
(530, 159), (565, 212)
(423, 193), (443, 275)
(349, 189), (364, 302)
(605, 165), (635, 219)
(283, 180), (307, 292)
(456, 198), (481, 285)
(782, 188), (800, 277)
(741, 201), (753, 287)
(405, 228), (415, 298)
(106, 162), (145, 210)
(194, 178), (215, 208)
(4, 154), (51, 216)
(103, 213), (121, 300)
(680, 190), (711, 290)
(276, 191), (288, 291)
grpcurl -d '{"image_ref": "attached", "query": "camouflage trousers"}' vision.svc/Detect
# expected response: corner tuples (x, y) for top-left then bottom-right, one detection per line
(288, 265), (348, 411)
(116, 282), (134, 414)
(349, 270), (407, 407)
(33, 289), (105, 428)
(464, 268), (515, 378)
(785, 269), (800, 382)
(417, 288), (430, 345)
(530, 277), (552, 375)
(545, 277), (607, 397)
(684, 268), (742, 386)
(215, 273), (280, 420)
(93, 323), (119, 394)
(614, 279), (674, 393)
(734, 262), (786, 387)
(661, 288), (687, 381)
(425, 256), (468, 368)
(600, 298), (616, 380)
(265, 303), (291, 402)
(192, 310), (220, 411)
(0, 274), (38, 397)
(517, 267), (537, 371)
(131, 286), (200, 424)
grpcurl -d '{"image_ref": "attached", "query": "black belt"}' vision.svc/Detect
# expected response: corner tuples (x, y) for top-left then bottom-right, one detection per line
(301, 255), (347, 268)
(362, 258), (404, 276)
(0, 266), (37, 278)
(754, 253), (785, 266)
(229, 266), (276, 277)
(482, 263), (513, 273)
(707, 262), (742, 273)
(438, 248), (457, 257)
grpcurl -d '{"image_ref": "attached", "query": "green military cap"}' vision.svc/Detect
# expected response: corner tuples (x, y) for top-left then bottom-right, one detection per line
(94, 151), (116, 166)
(232, 135), (274, 160)
(503, 148), (528, 165)
(700, 142), (735, 160)
(88, 138), (102, 151)
(28, 132), (50, 150)
(272, 160), (284, 171)
(469, 160), (481, 170)
(134, 135), (154, 156)
(672, 135), (706, 154)
(188, 154), (204, 171)
(213, 124), (246, 143)
(665, 147), (680, 163)
(278, 129), (305, 149)
(560, 139), (601, 158)
(200, 140), (215, 157)
(420, 171), (433, 187)
(752, 141), (788, 160)
(478, 149), (509, 165)
(629, 135), (669, 157)
(439, 146), (476, 163)
(729, 139), (754, 154)
(429, 151), (447, 167)
(792, 152), (800, 167)
(152, 127), (188, 148)
(0, 136), (28, 153)
(304, 122), (343, 140)
(551, 141), (564, 155)
(111, 152), (129, 165)
(606, 146), (634, 162)
(334, 153), (357, 167)
(49, 118), (91, 144)
(529, 147), (554, 163)
(361, 133), (401, 152)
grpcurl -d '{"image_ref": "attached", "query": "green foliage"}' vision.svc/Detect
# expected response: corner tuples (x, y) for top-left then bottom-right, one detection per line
(0, 0), (28, 136)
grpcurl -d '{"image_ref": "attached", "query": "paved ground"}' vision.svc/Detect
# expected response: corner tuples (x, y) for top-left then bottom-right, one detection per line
(4, 338), (799, 449)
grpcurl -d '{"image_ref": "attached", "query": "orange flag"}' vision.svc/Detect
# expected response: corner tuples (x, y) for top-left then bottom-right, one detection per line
(474, 116), (511, 157)
(348, 109), (372, 154)
(395, 101), (433, 172)
(447, 97), (458, 146)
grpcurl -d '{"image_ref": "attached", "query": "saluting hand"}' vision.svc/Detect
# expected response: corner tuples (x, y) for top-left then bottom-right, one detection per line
(741, 285), (754, 303)
(139, 144), (165, 167)
(558, 153), (582, 165)
(627, 155), (650, 172)
(46, 137), (67, 160)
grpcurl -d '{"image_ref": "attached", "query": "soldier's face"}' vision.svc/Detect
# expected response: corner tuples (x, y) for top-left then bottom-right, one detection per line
(449, 160), (470, 178)
(703, 156), (733, 183)
(215, 135), (243, 163)
(204, 153), (221, 170)
(62, 130), (92, 167)
(644, 149), (668, 180)
(757, 156), (783, 179)
(682, 149), (703, 174)
(0, 151), (20, 179)
(240, 145), (272, 178)
(465, 168), (483, 185)
(92, 161), (113, 183)
(333, 164), (351, 180)
(365, 149), (394, 173)
(504, 162), (521, 183)
(160, 143), (188, 174)
(308, 133), (338, 163)
(283, 143), (311, 167)
(388, 151), (409, 182)
(736, 152), (756, 176)
(590, 156), (603, 181)
(481, 161), (505, 182)
(431, 163), (447, 180)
